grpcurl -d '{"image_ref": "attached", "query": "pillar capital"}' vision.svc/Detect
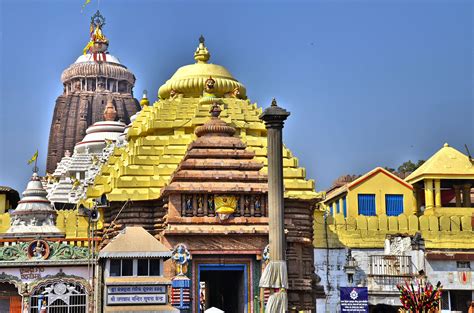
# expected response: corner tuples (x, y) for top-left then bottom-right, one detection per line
(259, 98), (290, 129)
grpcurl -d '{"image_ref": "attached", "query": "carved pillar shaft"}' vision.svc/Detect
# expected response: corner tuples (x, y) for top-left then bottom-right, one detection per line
(258, 99), (290, 312)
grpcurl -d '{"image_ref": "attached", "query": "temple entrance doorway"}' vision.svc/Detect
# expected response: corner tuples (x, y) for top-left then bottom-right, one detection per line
(0, 282), (21, 313)
(198, 264), (248, 313)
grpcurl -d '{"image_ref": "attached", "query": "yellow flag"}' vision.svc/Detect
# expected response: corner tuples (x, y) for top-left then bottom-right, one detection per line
(82, 0), (91, 11)
(27, 150), (38, 165)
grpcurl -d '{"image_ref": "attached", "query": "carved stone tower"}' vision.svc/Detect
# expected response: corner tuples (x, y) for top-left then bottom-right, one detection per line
(46, 11), (140, 173)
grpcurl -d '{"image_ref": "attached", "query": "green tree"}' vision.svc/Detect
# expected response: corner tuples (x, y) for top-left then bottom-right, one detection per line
(397, 160), (425, 174)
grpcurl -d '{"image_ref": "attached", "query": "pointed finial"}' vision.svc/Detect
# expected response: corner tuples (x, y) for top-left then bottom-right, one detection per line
(140, 90), (150, 107)
(194, 35), (210, 63)
(210, 102), (222, 118)
(271, 98), (277, 107)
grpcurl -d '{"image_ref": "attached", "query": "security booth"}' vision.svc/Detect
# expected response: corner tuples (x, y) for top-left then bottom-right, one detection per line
(98, 226), (178, 313)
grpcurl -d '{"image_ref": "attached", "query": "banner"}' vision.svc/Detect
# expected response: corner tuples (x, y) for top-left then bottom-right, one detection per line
(340, 287), (369, 313)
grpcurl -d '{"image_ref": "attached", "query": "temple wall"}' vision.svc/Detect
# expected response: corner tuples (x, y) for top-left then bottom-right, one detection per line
(0, 211), (92, 238)
(314, 211), (474, 249)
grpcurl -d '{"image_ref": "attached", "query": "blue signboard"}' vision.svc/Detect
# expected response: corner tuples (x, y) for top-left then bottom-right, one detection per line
(340, 287), (369, 313)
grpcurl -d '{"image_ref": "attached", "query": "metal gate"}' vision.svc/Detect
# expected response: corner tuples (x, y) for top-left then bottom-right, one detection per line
(30, 282), (87, 313)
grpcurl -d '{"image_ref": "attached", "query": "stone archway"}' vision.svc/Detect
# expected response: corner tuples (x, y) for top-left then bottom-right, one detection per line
(27, 272), (91, 313)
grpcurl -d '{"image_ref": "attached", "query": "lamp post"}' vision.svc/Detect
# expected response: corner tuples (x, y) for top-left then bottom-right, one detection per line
(343, 249), (357, 284)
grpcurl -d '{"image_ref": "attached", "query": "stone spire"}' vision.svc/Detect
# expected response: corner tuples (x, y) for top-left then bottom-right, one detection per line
(194, 103), (236, 137)
(5, 172), (64, 238)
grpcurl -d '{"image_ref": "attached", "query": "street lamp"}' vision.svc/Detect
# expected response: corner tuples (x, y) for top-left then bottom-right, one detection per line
(343, 249), (357, 284)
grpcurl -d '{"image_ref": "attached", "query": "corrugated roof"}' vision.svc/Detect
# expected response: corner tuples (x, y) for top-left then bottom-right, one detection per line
(99, 227), (171, 258)
(405, 143), (474, 184)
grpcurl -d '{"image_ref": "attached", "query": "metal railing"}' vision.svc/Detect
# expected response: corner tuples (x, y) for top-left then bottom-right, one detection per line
(0, 237), (101, 248)
(369, 255), (413, 277)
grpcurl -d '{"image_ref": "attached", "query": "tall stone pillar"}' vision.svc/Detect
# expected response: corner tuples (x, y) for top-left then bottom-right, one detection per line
(259, 98), (290, 312)
(462, 184), (471, 207)
(434, 179), (442, 208)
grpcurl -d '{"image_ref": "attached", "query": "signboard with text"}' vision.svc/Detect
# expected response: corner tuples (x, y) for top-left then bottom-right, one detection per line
(107, 294), (166, 305)
(107, 285), (166, 294)
(106, 284), (168, 305)
(340, 287), (369, 313)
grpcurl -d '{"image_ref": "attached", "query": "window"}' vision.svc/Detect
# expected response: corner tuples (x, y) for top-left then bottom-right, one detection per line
(110, 259), (133, 277)
(343, 197), (347, 218)
(122, 259), (133, 276)
(386, 194), (404, 216)
(137, 259), (161, 276)
(336, 201), (340, 214)
(358, 194), (376, 216)
(110, 259), (121, 277)
(110, 259), (161, 277)
(329, 203), (334, 216)
(457, 261), (471, 269)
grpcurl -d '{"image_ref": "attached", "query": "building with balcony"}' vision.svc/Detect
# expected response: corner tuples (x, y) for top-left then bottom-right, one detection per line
(314, 143), (474, 313)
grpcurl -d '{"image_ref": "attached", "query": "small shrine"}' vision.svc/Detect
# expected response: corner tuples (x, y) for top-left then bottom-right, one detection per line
(5, 172), (63, 238)
(0, 172), (93, 313)
(98, 227), (177, 312)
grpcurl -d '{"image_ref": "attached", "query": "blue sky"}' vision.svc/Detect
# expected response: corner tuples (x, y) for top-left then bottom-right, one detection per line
(0, 0), (472, 193)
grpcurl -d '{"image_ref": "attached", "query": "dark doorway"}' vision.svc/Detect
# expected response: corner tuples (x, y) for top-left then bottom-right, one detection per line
(0, 283), (21, 313)
(450, 290), (471, 312)
(199, 266), (246, 313)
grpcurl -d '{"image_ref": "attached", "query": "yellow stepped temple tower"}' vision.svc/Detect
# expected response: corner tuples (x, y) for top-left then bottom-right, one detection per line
(86, 37), (318, 202)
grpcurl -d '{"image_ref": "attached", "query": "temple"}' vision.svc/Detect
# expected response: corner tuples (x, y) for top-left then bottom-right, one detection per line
(85, 36), (321, 311)
(46, 11), (141, 173)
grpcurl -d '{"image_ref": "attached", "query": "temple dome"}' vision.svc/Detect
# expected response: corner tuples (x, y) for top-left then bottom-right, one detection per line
(158, 36), (247, 99)
(74, 53), (121, 64)
(61, 58), (135, 85)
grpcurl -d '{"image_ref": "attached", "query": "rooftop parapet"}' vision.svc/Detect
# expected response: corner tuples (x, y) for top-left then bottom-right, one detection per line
(314, 212), (474, 249)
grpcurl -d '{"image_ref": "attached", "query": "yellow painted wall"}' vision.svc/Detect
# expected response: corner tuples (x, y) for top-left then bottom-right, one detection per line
(0, 210), (100, 238)
(0, 213), (10, 233)
(313, 211), (474, 249)
(345, 172), (415, 217)
(0, 194), (6, 214)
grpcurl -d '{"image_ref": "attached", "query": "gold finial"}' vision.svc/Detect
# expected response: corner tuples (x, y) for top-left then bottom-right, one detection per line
(271, 98), (277, 107)
(194, 35), (210, 63)
(140, 90), (150, 107)
(210, 102), (222, 118)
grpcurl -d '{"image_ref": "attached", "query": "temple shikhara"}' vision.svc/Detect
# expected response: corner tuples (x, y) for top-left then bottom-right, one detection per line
(46, 11), (140, 173)
(1, 8), (473, 313)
